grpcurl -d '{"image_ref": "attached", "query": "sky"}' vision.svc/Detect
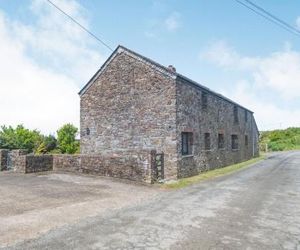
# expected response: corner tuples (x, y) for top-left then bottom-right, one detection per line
(0, 0), (300, 134)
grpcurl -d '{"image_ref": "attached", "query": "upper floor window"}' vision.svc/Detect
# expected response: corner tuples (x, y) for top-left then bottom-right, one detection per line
(204, 133), (211, 150)
(202, 92), (208, 110)
(245, 110), (248, 123)
(231, 135), (239, 150)
(245, 135), (249, 146)
(218, 133), (225, 149)
(234, 106), (239, 124)
(182, 132), (193, 155)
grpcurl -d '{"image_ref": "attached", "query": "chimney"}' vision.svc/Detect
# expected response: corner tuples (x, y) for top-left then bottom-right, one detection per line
(168, 65), (176, 73)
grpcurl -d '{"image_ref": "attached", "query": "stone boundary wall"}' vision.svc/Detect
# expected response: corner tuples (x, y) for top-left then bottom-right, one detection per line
(25, 155), (53, 173)
(0, 149), (8, 171)
(14, 155), (53, 173)
(14, 155), (27, 173)
(80, 150), (153, 183)
(53, 154), (81, 172)
(9, 150), (155, 183)
(8, 150), (28, 170)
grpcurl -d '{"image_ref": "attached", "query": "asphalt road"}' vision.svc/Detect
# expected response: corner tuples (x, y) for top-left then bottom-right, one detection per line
(4, 151), (300, 250)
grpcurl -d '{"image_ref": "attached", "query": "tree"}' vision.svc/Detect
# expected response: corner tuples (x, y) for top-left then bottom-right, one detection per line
(57, 124), (79, 154)
(0, 125), (43, 153)
(43, 135), (57, 152)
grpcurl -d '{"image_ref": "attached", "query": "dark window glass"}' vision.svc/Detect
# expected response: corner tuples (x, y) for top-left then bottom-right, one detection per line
(231, 135), (239, 150)
(204, 133), (211, 150)
(202, 92), (208, 110)
(182, 132), (193, 155)
(218, 134), (225, 149)
(234, 106), (239, 124)
(245, 135), (248, 146)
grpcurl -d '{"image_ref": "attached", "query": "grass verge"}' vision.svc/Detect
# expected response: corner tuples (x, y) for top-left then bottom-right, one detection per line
(162, 155), (266, 189)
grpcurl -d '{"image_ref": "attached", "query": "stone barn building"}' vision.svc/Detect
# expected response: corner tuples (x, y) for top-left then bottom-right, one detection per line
(79, 45), (259, 180)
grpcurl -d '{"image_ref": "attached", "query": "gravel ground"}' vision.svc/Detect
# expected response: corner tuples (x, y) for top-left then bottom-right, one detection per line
(0, 172), (160, 248)
(2, 151), (300, 250)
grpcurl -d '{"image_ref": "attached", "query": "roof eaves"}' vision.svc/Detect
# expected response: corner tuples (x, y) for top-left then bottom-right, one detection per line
(176, 74), (254, 113)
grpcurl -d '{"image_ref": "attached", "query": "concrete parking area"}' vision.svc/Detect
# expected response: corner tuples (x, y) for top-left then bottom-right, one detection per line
(1, 152), (300, 250)
(0, 172), (160, 248)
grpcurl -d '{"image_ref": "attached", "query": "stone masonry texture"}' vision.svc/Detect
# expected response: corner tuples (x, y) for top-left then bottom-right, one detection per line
(176, 77), (259, 178)
(1, 150), (154, 183)
(80, 46), (260, 180)
(80, 49), (178, 179)
(0, 149), (8, 171)
(53, 154), (81, 172)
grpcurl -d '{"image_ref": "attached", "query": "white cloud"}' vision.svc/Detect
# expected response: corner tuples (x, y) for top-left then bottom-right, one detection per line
(201, 41), (300, 99)
(296, 16), (300, 30)
(220, 82), (300, 131)
(164, 12), (181, 32)
(145, 11), (182, 38)
(201, 41), (300, 130)
(0, 0), (105, 134)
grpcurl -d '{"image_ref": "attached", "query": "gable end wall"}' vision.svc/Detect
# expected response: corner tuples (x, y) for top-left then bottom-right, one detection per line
(80, 51), (178, 179)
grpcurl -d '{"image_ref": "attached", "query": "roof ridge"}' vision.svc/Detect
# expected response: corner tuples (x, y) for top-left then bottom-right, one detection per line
(79, 45), (254, 113)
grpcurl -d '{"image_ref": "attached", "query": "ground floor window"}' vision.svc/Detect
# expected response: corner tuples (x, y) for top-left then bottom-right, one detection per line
(231, 135), (239, 150)
(182, 132), (193, 155)
(204, 133), (211, 150)
(218, 134), (225, 149)
(245, 135), (248, 146)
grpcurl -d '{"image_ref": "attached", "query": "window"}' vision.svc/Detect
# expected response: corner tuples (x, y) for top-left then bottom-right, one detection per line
(218, 134), (225, 149)
(231, 135), (239, 150)
(202, 92), (208, 110)
(86, 128), (90, 136)
(245, 110), (248, 123)
(182, 132), (193, 155)
(204, 133), (211, 150)
(234, 106), (239, 124)
(245, 135), (248, 146)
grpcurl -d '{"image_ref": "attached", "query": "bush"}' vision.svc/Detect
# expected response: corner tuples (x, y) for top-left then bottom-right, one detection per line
(0, 125), (43, 153)
(57, 124), (79, 154)
(260, 127), (300, 152)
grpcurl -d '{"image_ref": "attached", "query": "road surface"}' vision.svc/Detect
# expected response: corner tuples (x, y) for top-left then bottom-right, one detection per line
(4, 151), (300, 250)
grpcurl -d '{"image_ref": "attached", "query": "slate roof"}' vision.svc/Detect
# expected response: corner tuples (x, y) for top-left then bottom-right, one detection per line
(79, 45), (254, 114)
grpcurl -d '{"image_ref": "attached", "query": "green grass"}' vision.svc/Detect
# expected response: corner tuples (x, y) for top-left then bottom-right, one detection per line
(162, 155), (266, 189)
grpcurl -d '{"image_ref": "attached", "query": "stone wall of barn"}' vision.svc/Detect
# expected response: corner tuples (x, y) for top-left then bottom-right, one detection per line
(80, 50), (178, 179)
(176, 77), (259, 178)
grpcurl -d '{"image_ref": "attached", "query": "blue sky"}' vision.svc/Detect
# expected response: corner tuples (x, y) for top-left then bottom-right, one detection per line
(0, 0), (300, 133)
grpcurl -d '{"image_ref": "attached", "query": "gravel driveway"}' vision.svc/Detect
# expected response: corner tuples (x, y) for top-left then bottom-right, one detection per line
(2, 151), (300, 249)
(0, 172), (159, 248)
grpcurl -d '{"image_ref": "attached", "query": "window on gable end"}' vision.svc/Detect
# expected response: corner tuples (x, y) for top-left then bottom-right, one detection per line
(202, 92), (208, 110)
(234, 106), (239, 124)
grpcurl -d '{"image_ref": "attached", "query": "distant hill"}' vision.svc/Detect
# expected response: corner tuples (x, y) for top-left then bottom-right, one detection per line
(260, 127), (300, 151)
